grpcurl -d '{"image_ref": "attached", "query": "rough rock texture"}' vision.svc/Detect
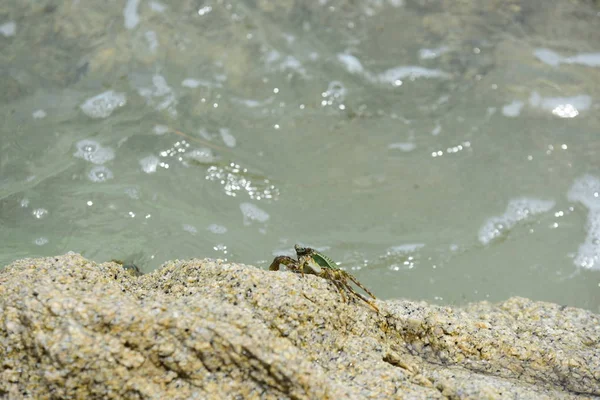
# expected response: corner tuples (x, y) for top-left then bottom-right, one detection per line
(1, 253), (599, 399)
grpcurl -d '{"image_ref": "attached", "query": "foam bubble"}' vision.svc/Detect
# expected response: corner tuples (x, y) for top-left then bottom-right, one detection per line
(32, 109), (47, 119)
(419, 46), (449, 60)
(139, 155), (159, 174)
(240, 203), (269, 225)
(153, 124), (169, 135)
(568, 175), (600, 269)
(183, 148), (216, 165)
(34, 237), (49, 246)
(74, 139), (115, 165)
(32, 208), (48, 219)
(138, 75), (177, 117)
(181, 79), (202, 88)
(567, 174), (600, 211)
(88, 165), (114, 182)
(502, 100), (524, 117)
(377, 66), (450, 83)
(80, 91), (127, 119)
(124, 0), (140, 29)
(0, 21), (16, 37)
(337, 53), (365, 74)
(207, 224), (227, 234)
(533, 48), (562, 67)
(219, 128), (236, 148)
(388, 142), (416, 152)
(387, 243), (425, 254)
(183, 224), (197, 234)
(478, 197), (555, 244)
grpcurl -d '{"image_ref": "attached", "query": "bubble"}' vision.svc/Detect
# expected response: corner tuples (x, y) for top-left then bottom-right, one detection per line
(88, 165), (114, 182)
(501, 100), (524, 118)
(388, 142), (416, 152)
(183, 224), (197, 234)
(183, 148), (216, 165)
(153, 125), (169, 135)
(240, 203), (269, 225)
(32, 208), (48, 219)
(568, 175), (600, 269)
(80, 90), (127, 119)
(0, 21), (16, 37)
(478, 198), (555, 244)
(74, 139), (115, 165)
(32, 109), (47, 119)
(140, 156), (159, 174)
(34, 237), (48, 246)
(219, 128), (236, 148)
(568, 174), (600, 211)
(207, 224), (227, 234)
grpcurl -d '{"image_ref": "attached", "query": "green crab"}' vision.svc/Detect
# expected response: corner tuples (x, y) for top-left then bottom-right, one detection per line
(269, 244), (379, 312)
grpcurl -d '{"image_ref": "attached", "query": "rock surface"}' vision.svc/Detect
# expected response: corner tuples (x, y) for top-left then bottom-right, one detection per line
(1, 253), (599, 399)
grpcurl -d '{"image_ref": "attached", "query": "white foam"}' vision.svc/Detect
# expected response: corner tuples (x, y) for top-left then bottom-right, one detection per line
(32, 208), (48, 219)
(478, 197), (555, 244)
(207, 224), (227, 234)
(145, 30), (158, 53)
(533, 48), (562, 67)
(387, 243), (425, 254)
(32, 109), (47, 119)
(139, 155), (159, 174)
(182, 224), (197, 234)
(564, 53), (600, 67)
(183, 148), (216, 164)
(337, 53), (365, 74)
(34, 237), (49, 246)
(502, 100), (524, 117)
(181, 79), (202, 88)
(534, 48), (600, 68)
(529, 91), (591, 118)
(88, 165), (113, 182)
(567, 175), (600, 269)
(378, 66), (450, 84)
(240, 203), (269, 225)
(0, 21), (16, 37)
(80, 91), (126, 119)
(138, 75), (177, 117)
(74, 139), (115, 165)
(419, 46), (449, 60)
(124, 0), (140, 29)
(567, 174), (600, 210)
(388, 142), (416, 152)
(150, 1), (166, 12)
(219, 128), (236, 148)
(153, 124), (169, 135)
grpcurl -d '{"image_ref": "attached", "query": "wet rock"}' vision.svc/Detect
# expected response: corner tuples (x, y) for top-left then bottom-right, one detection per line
(0, 253), (598, 399)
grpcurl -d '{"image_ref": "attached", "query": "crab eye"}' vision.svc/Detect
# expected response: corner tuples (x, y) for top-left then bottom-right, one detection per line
(294, 244), (308, 254)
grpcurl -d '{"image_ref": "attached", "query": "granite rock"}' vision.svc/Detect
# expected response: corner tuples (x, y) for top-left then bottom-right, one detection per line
(0, 253), (598, 399)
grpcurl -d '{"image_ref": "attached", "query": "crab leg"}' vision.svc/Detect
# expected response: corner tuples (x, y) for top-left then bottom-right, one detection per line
(343, 271), (377, 299)
(342, 281), (380, 313)
(331, 279), (348, 303)
(269, 256), (302, 273)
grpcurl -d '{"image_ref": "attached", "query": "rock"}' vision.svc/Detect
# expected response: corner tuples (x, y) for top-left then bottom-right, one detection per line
(0, 253), (598, 399)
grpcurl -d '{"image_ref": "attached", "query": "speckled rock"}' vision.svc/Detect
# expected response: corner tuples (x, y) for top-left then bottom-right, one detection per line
(0, 253), (598, 399)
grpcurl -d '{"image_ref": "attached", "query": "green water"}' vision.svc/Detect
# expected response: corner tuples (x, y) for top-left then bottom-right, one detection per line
(1, 1), (599, 311)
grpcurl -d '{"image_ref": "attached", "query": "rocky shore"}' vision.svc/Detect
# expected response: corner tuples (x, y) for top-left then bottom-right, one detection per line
(1, 253), (599, 399)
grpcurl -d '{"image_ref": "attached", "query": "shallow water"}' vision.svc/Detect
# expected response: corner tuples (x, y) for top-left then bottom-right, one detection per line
(1, 1), (600, 311)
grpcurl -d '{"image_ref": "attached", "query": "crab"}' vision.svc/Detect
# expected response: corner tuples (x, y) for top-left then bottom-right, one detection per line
(269, 244), (379, 313)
